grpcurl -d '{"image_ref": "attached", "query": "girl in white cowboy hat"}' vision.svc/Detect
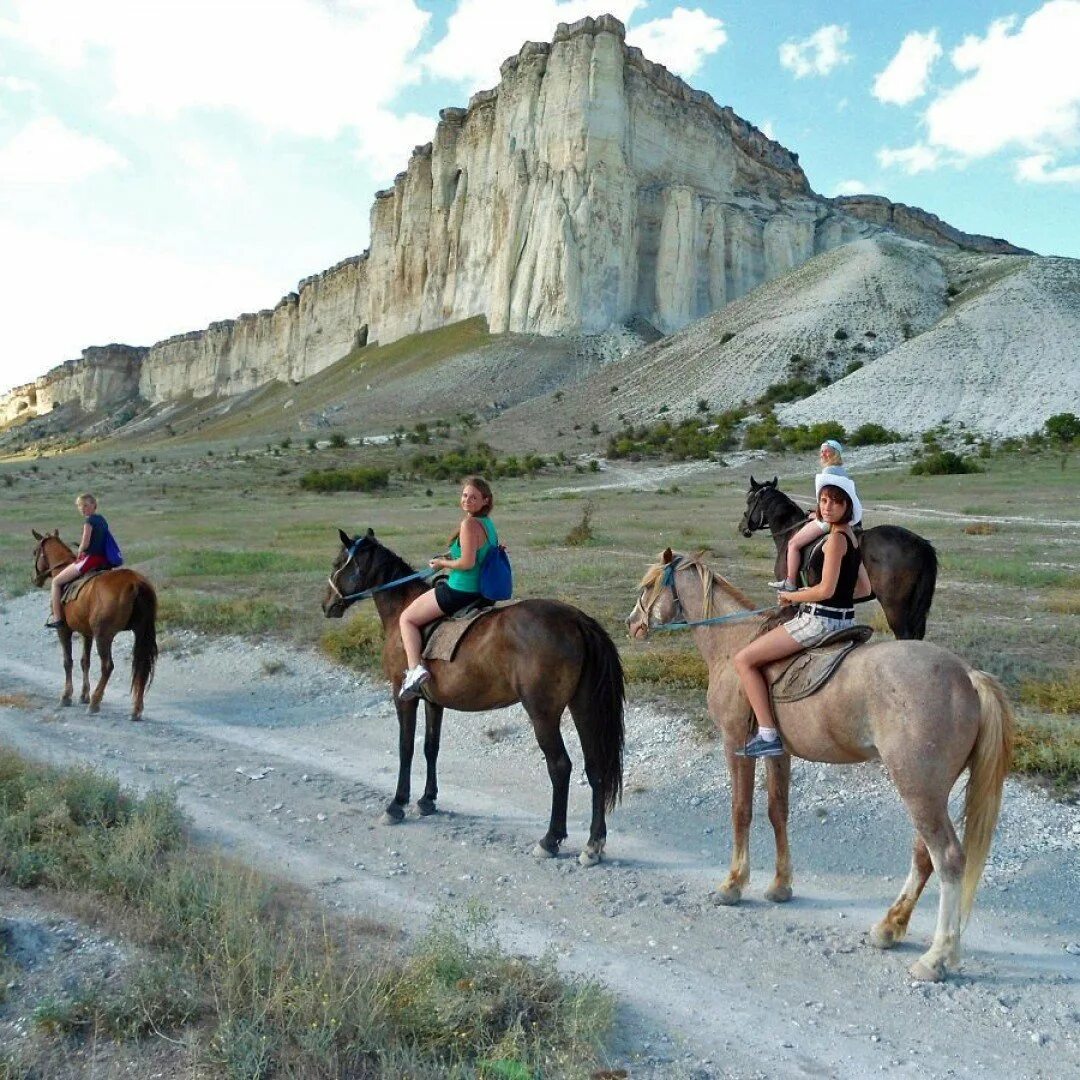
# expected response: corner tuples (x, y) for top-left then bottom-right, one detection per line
(770, 439), (856, 592)
(734, 476), (866, 757)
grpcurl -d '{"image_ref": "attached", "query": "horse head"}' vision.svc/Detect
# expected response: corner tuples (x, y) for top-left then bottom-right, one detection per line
(739, 476), (779, 537)
(627, 548), (681, 640)
(322, 528), (378, 617)
(31, 529), (67, 587)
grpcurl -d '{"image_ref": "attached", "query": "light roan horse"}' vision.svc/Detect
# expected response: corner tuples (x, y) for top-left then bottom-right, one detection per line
(739, 476), (938, 640)
(32, 530), (158, 720)
(322, 529), (625, 865)
(628, 549), (1013, 981)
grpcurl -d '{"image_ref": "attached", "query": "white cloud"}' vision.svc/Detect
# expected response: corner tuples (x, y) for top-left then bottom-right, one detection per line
(1016, 152), (1080, 183)
(779, 25), (851, 79)
(0, 75), (38, 94)
(924, 2), (1080, 159)
(876, 143), (941, 174)
(175, 140), (245, 199)
(422, 0), (644, 92)
(760, 119), (776, 141)
(0, 0), (434, 181)
(0, 116), (126, 184)
(873, 29), (942, 105)
(628, 7), (726, 77)
(832, 179), (868, 196)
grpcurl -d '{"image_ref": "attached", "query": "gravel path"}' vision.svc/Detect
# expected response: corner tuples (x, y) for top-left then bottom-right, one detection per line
(1, 590), (1077, 1078)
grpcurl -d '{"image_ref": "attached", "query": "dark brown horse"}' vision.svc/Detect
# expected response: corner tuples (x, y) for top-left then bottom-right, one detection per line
(32, 530), (158, 720)
(739, 477), (937, 639)
(321, 529), (625, 864)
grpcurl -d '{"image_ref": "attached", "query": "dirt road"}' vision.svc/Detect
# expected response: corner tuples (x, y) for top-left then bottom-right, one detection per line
(1, 590), (1077, 1078)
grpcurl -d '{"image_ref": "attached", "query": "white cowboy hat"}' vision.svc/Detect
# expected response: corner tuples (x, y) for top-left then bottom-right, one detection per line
(815, 471), (863, 525)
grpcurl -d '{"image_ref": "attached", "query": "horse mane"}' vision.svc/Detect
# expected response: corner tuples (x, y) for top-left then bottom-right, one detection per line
(759, 483), (806, 521)
(364, 537), (417, 587)
(638, 551), (757, 620)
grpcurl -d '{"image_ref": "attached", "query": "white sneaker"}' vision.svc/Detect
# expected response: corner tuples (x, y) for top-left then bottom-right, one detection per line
(768, 579), (797, 592)
(399, 665), (430, 700)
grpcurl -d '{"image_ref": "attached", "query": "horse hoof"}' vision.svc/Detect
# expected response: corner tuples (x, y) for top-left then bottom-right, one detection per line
(765, 884), (793, 903)
(381, 805), (405, 825)
(532, 842), (558, 860)
(416, 798), (438, 816)
(869, 923), (898, 950)
(60, 699), (71, 708)
(712, 887), (742, 907)
(578, 848), (602, 867)
(130, 714), (143, 723)
(909, 958), (945, 983)
(87, 703), (100, 715)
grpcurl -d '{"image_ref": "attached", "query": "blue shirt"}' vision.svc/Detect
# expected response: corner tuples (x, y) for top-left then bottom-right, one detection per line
(85, 513), (109, 556)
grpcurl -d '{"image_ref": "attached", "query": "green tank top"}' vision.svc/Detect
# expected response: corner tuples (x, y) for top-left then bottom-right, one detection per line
(447, 517), (497, 593)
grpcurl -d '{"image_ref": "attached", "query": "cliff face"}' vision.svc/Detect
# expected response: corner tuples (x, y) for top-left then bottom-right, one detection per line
(2, 14), (1029, 424)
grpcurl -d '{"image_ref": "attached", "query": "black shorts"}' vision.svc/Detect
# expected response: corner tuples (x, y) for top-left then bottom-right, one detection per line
(434, 581), (482, 615)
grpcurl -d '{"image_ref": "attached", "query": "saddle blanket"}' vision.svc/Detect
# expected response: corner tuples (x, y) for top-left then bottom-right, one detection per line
(61, 568), (113, 605)
(769, 624), (873, 703)
(422, 601), (518, 663)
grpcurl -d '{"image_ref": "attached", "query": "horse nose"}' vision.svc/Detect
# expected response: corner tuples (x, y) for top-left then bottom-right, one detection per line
(740, 527), (752, 538)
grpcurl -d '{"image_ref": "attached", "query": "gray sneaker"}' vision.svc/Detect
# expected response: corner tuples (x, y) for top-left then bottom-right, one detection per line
(768, 579), (797, 592)
(736, 733), (786, 758)
(398, 665), (430, 701)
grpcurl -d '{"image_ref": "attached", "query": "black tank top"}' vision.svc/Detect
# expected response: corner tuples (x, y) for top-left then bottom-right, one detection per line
(807, 530), (861, 608)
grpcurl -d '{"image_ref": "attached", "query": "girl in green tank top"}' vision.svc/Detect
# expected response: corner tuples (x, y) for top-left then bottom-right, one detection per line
(398, 476), (498, 700)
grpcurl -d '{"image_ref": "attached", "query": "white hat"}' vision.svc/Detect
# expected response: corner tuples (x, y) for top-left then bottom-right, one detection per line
(814, 471), (863, 525)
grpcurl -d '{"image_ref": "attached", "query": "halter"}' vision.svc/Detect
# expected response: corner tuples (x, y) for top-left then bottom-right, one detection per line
(742, 486), (806, 539)
(326, 535), (436, 603)
(33, 536), (74, 587)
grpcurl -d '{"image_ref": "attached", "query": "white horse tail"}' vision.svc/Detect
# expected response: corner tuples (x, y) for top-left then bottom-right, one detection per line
(960, 669), (1015, 922)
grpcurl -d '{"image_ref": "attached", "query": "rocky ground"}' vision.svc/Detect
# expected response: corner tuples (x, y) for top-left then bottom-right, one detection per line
(0, 588), (1077, 1078)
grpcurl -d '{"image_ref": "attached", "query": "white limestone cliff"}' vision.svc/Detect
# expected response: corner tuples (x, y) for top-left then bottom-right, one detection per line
(2, 14), (1028, 424)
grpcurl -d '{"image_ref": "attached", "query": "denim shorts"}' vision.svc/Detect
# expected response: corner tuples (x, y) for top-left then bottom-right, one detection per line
(783, 610), (853, 647)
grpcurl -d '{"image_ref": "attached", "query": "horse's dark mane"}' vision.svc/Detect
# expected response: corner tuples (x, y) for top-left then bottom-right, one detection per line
(366, 539), (418, 587)
(759, 484), (805, 524)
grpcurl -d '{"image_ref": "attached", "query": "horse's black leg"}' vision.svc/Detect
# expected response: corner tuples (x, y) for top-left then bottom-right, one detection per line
(59, 627), (74, 706)
(384, 695), (418, 824)
(529, 709), (572, 858)
(89, 632), (114, 713)
(417, 700), (443, 816)
(79, 634), (92, 704)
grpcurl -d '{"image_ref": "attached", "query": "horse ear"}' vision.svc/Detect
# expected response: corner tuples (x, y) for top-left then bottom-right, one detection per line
(52, 528), (59, 537)
(32, 529), (43, 540)
(338, 528), (352, 547)
(662, 547), (674, 564)
(365, 527), (375, 538)
(770, 476), (778, 488)
(749, 476), (759, 491)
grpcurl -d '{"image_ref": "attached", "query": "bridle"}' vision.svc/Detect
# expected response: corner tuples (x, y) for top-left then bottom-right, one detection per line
(326, 536), (435, 604)
(741, 487), (805, 540)
(628, 556), (686, 631)
(33, 537), (73, 587)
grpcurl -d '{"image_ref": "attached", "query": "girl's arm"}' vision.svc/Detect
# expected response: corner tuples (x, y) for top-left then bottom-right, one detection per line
(431, 518), (485, 570)
(779, 531), (848, 605)
(77, 523), (92, 557)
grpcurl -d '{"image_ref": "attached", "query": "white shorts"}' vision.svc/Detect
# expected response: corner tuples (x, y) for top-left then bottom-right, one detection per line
(783, 611), (853, 647)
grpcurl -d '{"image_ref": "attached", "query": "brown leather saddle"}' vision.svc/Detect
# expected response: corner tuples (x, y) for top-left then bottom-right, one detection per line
(60, 568), (112, 605)
(421, 599), (518, 663)
(768, 625), (874, 703)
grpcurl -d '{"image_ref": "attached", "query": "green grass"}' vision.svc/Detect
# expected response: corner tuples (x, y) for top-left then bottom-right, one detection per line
(1020, 670), (1080, 714)
(622, 647), (709, 691)
(0, 748), (613, 1077)
(1013, 715), (1080, 793)
(168, 549), (326, 576)
(948, 554), (1079, 589)
(319, 608), (386, 675)
(158, 591), (296, 635)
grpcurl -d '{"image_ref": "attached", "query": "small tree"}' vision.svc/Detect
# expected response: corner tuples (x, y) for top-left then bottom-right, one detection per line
(1045, 412), (1080, 469)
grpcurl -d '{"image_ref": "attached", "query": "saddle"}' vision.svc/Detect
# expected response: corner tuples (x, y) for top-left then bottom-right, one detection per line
(768, 625), (874, 703)
(421, 599), (518, 663)
(61, 568), (112, 605)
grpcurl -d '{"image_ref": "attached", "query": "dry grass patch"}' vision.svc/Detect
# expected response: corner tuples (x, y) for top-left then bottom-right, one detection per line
(963, 521), (998, 535)
(1045, 589), (1080, 615)
(0, 693), (33, 709)
(319, 608), (385, 676)
(1020, 670), (1080, 714)
(1013, 715), (1080, 794)
(622, 647), (708, 691)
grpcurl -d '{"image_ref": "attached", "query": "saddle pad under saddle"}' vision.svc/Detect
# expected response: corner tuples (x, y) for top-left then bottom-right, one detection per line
(61, 568), (112, 605)
(769, 625), (874, 703)
(422, 601), (519, 663)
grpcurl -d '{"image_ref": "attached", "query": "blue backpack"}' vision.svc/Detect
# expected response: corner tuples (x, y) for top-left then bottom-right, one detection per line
(479, 544), (512, 601)
(103, 530), (124, 567)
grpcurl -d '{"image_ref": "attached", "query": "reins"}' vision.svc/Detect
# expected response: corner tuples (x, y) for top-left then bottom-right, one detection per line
(327, 536), (436, 602)
(654, 607), (777, 632)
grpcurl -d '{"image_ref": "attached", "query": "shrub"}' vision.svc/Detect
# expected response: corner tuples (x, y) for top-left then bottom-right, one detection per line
(565, 504), (594, 546)
(328, 432), (348, 449)
(299, 467), (390, 493)
(910, 451), (981, 476)
(847, 422), (901, 446)
(833, 328), (849, 341)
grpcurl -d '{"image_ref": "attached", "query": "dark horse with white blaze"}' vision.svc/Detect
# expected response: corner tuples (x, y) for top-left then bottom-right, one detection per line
(322, 530), (625, 865)
(739, 476), (938, 640)
(32, 530), (158, 720)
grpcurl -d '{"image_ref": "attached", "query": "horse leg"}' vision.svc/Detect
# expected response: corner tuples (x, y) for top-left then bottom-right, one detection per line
(88, 632), (115, 713)
(416, 701), (443, 816)
(870, 834), (934, 949)
(763, 754), (793, 902)
(79, 634), (92, 704)
(383, 697), (419, 824)
(905, 812), (965, 981)
(529, 709), (572, 859)
(715, 745), (755, 904)
(569, 705), (607, 868)
(59, 628), (74, 706)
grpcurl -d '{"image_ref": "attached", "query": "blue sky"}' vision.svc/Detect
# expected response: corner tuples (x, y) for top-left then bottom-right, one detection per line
(2, 0), (1078, 393)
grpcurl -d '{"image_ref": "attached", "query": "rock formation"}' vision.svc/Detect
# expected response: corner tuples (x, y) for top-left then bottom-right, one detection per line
(1, 14), (1030, 427)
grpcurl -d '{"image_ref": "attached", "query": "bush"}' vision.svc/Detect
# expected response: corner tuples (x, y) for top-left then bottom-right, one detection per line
(910, 451), (981, 476)
(299, 467), (390, 493)
(328, 432), (348, 449)
(847, 422), (902, 446)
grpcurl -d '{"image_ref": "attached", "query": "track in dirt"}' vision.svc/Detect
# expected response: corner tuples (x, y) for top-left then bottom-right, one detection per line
(1, 590), (1077, 1079)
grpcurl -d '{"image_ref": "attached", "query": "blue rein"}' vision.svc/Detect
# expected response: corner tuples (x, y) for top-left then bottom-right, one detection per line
(332, 537), (437, 602)
(651, 558), (777, 632)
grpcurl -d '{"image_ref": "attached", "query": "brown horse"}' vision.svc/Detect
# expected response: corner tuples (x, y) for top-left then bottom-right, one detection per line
(628, 549), (1013, 981)
(32, 530), (158, 720)
(739, 476), (938, 640)
(322, 529), (625, 864)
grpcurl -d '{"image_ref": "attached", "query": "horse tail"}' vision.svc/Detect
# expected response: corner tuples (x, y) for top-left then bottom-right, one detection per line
(129, 579), (158, 697)
(905, 538), (938, 640)
(571, 611), (625, 812)
(960, 669), (1014, 923)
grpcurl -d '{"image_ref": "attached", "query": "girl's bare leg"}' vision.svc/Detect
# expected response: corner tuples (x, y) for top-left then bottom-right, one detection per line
(733, 626), (805, 731)
(398, 591), (445, 669)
